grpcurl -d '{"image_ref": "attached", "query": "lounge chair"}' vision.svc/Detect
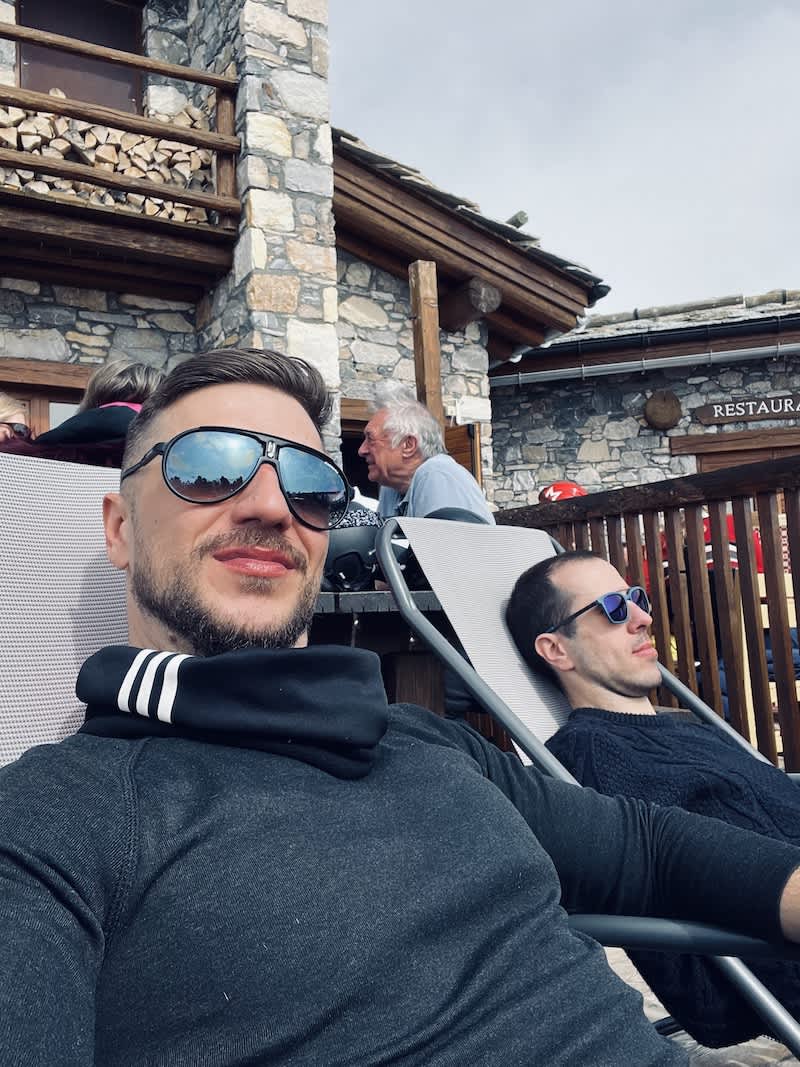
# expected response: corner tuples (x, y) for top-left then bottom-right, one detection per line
(375, 515), (800, 1057)
(0, 452), (125, 768)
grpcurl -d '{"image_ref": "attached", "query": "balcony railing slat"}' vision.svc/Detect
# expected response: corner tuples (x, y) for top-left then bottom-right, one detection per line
(624, 514), (646, 590)
(663, 509), (698, 694)
(0, 22), (238, 90)
(707, 501), (751, 740)
(589, 517), (607, 559)
(785, 489), (800, 610)
(642, 509), (678, 705)
(731, 497), (778, 763)
(0, 85), (239, 155)
(574, 521), (590, 551)
(685, 504), (723, 712)
(0, 146), (240, 216)
(757, 491), (800, 769)
(606, 514), (626, 575)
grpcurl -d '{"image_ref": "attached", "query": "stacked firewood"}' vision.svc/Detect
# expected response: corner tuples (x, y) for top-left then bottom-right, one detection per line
(0, 89), (214, 224)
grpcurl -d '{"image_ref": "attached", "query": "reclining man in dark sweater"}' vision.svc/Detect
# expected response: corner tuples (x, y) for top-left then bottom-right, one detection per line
(5, 351), (800, 1067)
(506, 547), (800, 1049)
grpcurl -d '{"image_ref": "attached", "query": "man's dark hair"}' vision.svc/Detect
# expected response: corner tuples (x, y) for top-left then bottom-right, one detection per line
(505, 550), (600, 681)
(123, 348), (333, 468)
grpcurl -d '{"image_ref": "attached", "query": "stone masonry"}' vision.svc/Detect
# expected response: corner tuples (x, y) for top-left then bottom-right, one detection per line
(491, 353), (800, 508)
(0, 277), (198, 367)
(337, 250), (496, 501)
(191, 0), (340, 450)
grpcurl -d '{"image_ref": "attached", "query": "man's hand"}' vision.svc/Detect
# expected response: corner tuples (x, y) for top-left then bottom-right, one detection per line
(779, 867), (800, 941)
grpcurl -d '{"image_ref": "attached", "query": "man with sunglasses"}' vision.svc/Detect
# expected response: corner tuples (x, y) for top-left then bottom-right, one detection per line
(4, 353), (800, 1067)
(507, 549), (800, 1050)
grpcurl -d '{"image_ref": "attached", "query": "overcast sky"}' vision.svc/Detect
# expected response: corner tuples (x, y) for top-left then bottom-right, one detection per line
(328, 1), (800, 315)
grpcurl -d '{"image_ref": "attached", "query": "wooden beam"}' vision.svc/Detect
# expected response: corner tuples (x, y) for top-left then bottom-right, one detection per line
(0, 183), (234, 244)
(335, 182), (577, 333)
(334, 156), (588, 329)
(0, 200), (231, 273)
(670, 427), (800, 456)
(337, 227), (548, 351)
(485, 308), (546, 349)
(0, 255), (204, 302)
(409, 260), (444, 427)
(0, 357), (92, 390)
(0, 85), (240, 155)
(438, 276), (501, 332)
(0, 22), (238, 89)
(215, 89), (238, 229)
(0, 147), (240, 215)
(341, 398), (371, 423)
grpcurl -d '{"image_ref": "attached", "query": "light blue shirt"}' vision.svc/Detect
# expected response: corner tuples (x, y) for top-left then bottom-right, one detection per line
(378, 453), (495, 523)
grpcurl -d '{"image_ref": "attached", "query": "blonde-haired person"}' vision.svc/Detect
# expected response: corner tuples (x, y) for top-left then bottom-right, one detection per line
(0, 390), (29, 443)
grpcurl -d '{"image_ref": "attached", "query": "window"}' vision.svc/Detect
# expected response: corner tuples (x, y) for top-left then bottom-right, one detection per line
(0, 358), (90, 437)
(19, 0), (144, 114)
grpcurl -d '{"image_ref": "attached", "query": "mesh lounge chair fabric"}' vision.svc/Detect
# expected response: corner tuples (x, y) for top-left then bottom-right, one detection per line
(0, 453), (126, 766)
(392, 517), (572, 749)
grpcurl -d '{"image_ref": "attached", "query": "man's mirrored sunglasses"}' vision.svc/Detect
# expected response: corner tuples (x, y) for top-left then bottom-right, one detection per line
(120, 426), (353, 532)
(546, 585), (651, 633)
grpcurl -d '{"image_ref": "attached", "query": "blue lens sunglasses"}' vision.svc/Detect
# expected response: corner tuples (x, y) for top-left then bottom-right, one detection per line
(546, 586), (651, 633)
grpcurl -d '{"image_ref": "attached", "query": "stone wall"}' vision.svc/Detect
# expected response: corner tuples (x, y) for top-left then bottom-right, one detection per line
(490, 353), (800, 507)
(337, 250), (495, 499)
(188, 0), (340, 450)
(0, 277), (198, 368)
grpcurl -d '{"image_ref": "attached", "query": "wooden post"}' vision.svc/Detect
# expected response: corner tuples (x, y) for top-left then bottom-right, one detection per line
(408, 260), (444, 427)
(215, 88), (238, 232)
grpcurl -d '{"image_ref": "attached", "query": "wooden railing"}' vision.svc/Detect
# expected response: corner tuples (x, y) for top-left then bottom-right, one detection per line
(496, 455), (800, 770)
(0, 23), (240, 229)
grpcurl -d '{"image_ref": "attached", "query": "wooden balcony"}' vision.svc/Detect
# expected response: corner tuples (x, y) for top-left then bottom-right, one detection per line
(496, 457), (800, 770)
(0, 24), (240, 302)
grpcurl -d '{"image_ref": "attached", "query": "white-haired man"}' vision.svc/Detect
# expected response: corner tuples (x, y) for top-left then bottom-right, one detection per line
(358, 381), (495, 522)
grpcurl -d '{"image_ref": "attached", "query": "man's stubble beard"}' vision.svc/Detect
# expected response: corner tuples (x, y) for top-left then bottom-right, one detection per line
(130, 526), (322, 656)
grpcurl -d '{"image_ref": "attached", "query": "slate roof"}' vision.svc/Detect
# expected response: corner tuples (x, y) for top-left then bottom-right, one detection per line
(550, 289), (800, 346)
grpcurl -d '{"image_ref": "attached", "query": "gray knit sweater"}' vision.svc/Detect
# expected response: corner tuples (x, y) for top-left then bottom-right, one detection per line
(1, 646), (798, 1066)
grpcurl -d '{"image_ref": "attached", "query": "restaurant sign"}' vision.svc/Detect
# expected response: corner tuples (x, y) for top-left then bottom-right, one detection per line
(694, 394), (800, 426)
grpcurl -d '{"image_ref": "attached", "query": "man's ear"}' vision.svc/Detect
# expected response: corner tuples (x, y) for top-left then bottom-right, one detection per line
(534, 632), (576, 675)
(400, 434), (418, 458)
(103, 491), (131, 572)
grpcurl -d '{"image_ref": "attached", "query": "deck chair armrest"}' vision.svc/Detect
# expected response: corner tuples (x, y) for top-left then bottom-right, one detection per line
(376, 519), (577, 782)
(572, 914), (800, 1056)
(569, 914), (800, 960)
